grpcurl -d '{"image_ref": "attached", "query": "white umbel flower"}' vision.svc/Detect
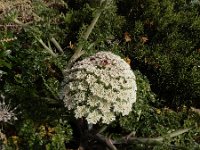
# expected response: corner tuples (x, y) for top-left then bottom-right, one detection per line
(62, 51), (137, 124)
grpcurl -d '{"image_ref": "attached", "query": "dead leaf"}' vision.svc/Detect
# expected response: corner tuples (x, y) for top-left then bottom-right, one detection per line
(124, 32), (132, 42)
(124, 57), (131, 65)
(47, 126), (55, 135)
(140, 36), (148, 44)
(67, 41), (74, 49)
(0, 131), (7, 144)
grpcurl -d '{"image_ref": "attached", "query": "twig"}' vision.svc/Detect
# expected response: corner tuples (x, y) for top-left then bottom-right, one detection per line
(120, 127), (192, 144)
(191, 107), (200, 115)
(94, 133), (117, 150)
(105, 135), (118, 150)
(13, 18), (60, 57)
(13, 18), (25, 26)
(38, 38), (57, 57)
(50, 37), (64, 54)
(94, 127), (192, 148)
(48, 40), (52, 50)
(126, 131), (135, 141)
(167, 128), (192, 139)
(13, 18), (32, 26)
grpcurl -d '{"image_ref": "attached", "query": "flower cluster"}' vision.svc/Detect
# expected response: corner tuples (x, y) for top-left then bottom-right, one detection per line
(0, 95), (17, 123)
(62, 51), (137, 124)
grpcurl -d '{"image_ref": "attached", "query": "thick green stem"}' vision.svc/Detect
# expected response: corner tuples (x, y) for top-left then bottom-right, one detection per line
(120, 127), (192, 144)
(94, 127), (192, 148)
(50, 37), (64, 54)
(83, 11), (101, 40)
(38, 39), (57, 57)
(66, 9), (102, 69)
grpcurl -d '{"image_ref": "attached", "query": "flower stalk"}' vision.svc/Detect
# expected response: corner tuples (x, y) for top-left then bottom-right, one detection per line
(66, 0), (106, 69)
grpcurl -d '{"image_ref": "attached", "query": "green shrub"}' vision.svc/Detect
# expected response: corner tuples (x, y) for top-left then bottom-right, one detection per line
(0, 0), (199, 149)
(118, 0), (200, 108)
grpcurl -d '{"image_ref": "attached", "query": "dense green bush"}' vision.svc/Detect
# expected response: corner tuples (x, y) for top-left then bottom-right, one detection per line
(0, 0), (199, 149)
(117, 0), (200, 108)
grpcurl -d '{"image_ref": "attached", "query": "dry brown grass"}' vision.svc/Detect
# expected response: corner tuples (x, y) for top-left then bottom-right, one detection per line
(0, 0), (34, 23)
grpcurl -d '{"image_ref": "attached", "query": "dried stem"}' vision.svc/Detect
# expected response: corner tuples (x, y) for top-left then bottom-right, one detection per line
(13, 18), (32, 26)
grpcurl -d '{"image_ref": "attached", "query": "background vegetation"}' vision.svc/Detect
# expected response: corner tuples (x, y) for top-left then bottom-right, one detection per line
(0, 0), (199, 149)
